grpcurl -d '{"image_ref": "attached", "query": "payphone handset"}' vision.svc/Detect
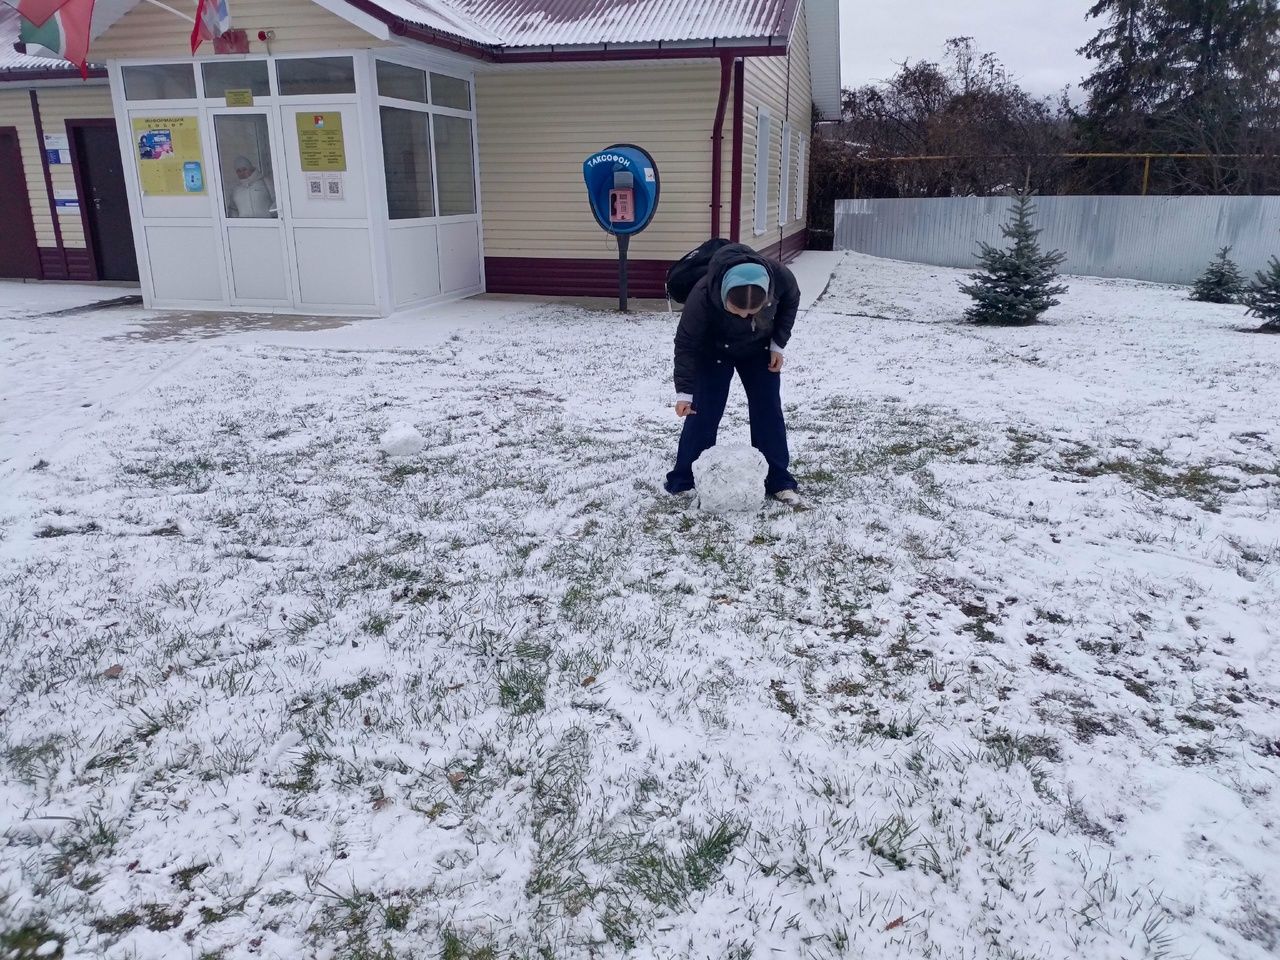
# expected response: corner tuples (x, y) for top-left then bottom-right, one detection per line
(609, 170), (635, 224)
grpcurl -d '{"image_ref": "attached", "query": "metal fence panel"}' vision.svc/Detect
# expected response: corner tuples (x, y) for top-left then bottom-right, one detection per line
(834, 196), (1280, 285)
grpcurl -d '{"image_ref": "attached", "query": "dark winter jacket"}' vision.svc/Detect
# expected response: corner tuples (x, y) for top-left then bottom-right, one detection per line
(672, 244), (801, 396)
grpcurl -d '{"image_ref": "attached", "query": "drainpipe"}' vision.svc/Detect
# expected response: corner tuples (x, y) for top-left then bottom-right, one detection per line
(709, 55), (733, 237)
(729, 58), (745, 243)
(29, 90), (65, 279)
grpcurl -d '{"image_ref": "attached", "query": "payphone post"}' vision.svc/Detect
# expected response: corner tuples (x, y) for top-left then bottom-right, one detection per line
(582, 145), (660, 312)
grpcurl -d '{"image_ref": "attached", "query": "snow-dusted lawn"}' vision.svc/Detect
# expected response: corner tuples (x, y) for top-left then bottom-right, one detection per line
(1, 255), (1277, 960)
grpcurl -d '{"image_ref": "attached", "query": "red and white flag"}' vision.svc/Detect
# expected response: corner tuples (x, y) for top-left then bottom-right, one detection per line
(2, 0), (76, 27)
(189, 0), (229, 53)
(12, 0), (95, 77)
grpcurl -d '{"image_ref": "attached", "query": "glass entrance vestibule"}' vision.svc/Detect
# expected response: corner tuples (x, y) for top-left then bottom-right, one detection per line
(108, 50), (483, 315)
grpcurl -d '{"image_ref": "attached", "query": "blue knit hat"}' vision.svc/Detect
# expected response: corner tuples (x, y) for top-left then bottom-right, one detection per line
(721, 263), (770, 305)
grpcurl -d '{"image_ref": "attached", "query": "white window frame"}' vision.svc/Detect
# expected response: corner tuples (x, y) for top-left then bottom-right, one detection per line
(373, 57), (478, 225)
(796, 134), (807, 223)
(779, 121), (792, 226)
(753, 105), (771, 236)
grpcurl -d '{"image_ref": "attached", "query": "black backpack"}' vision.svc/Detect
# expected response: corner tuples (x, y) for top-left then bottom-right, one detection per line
(665, 237), (731, 304)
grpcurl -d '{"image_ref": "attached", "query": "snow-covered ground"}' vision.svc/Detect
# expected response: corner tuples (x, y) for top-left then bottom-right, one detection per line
(1, 255), (1277, 960)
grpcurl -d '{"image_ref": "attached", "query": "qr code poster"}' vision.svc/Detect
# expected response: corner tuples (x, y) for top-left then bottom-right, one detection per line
(323, 174), (344, 200)
(305, 173), (324, 199)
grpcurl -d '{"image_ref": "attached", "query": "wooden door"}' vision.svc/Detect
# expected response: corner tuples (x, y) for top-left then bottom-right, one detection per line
(0, 127), (41, 279)
(72, 122), (139, 282)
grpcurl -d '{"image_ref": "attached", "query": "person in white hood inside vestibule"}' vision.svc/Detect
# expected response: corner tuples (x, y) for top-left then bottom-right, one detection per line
(228, 155), (276, 218)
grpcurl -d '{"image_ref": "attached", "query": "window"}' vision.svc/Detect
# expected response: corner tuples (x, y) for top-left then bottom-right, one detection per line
(380, 106), (434, 219)
(202, 60), (270, 99)
(122, 64), (196, 100)
(779, 122), (792, 226)
(796, 135), (807, 221)
(432, 115), (475, 215)
(377, 61), (429, 103)
(276, 57), (356, 96)
(430, 73), (471, 111)
(213, 114), (277, 218)
(753, 106), (771, 236)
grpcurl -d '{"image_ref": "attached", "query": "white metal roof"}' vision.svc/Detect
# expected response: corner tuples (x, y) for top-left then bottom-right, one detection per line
(426, 0), (798, 48)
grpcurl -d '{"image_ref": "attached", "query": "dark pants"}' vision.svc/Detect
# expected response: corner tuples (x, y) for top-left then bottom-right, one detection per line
(665, 349), (797, 496)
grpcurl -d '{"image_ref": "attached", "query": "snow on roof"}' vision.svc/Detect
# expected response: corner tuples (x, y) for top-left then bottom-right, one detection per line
(424, 0), (799, 48)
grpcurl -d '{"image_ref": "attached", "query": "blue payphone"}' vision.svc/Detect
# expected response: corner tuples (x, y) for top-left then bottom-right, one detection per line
(582, 144), (660, 311)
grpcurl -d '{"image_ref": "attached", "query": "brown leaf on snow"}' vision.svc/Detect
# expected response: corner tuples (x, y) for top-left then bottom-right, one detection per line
(447, 771), (468, 788)
(884, 916), (905, 931)
(372, 796), (393, 811)
(102, 665), (124, 679)
(581, 675), (596, 687)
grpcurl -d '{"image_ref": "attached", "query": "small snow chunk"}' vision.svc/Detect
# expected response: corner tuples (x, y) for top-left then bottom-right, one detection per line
(262, 730), (303, 772)
(37, 941), (61, 957)
(379, 422), (424, 457)
(693, 443), (766, 514)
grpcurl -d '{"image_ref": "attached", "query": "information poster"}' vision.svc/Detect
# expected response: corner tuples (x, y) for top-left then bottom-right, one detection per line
(132, 116), (206, 196)
(295, 112), (346, 172)
(44, 133), (70, 164)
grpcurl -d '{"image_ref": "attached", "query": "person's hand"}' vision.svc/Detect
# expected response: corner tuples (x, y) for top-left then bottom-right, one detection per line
(675, 401), (695, 418)
(769, 351), (784, 373)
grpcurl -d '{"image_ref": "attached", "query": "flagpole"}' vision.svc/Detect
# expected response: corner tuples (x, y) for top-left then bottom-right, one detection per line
(139, 0), (193, 22)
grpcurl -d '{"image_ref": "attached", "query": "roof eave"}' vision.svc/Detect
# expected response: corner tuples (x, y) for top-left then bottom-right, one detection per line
(493, 36), (789, 64)
(0, 65), (106, 82)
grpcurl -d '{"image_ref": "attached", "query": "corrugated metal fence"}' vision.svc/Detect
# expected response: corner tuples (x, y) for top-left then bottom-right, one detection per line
(835, 196), (1280, 285)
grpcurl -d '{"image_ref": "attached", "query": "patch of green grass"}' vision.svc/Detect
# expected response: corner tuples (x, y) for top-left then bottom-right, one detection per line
(769, 680), (799, 719)
(1176, 713), (1216, 732)
(440, 929), (496, 960)
(362, 613), (392, 636)
(958, 601), (1002, 644)
(683, 820), (743, 891)
(279, 746), (324, 794)
(1061, 448), (1237, 511)
(34, 521), (101, 539)
(339, 675), (383, 700)
(985, 729), (1062, 765)
(388, 463), (431, 483)
(862, 712), (920, 740)
(0, 921), (65, 959)
(863, 814), (917, 871)
(498, 666), (547, 716)
(4, 736), (65, 786)
(172, 863), (210, 891)
(122, 457), (215, 489)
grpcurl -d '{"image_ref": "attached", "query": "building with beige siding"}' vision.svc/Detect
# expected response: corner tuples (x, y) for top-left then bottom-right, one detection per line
(2, 0), (840, 313)
(0, 7), (136, 282)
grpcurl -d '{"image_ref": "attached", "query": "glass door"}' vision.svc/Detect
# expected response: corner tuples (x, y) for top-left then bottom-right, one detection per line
(209, 109), (295, 306)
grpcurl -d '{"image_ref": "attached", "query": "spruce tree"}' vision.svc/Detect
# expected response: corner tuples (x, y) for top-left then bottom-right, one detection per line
(1190, 246), (1246, 304)
(959, 194), (1068, 326)
(1245, 256), (1280, 332)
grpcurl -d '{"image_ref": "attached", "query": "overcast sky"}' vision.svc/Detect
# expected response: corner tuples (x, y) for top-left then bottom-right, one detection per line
(838, 0), (1100, 99)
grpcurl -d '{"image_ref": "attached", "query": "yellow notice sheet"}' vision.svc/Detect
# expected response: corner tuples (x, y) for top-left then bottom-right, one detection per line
(132, 116), (206, 196)
(295, 112), (347, 172)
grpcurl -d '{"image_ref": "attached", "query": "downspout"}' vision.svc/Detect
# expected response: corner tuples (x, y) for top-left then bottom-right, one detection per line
(709, 54), (732, 237)
(729, 57), (745, 243)
(29, 90), (65, 279)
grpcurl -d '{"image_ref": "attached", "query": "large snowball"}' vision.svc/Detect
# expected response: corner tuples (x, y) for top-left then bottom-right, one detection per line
(379, 422), (425, 457)
(693, 443), (767, 513)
